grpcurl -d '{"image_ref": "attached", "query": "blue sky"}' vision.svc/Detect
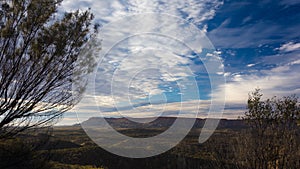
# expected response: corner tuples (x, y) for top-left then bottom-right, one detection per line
(58, 0), (300, 125)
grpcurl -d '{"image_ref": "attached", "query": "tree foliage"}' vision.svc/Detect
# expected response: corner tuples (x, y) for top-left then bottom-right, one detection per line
(235, 89), (300, 169)
(0, 0), (100, 138)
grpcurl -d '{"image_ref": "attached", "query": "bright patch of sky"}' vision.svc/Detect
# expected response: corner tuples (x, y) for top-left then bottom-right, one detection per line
(57, 0), (300, 125)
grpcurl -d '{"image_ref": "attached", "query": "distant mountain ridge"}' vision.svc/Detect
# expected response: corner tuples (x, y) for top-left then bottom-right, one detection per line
(81, 117), (247, 130)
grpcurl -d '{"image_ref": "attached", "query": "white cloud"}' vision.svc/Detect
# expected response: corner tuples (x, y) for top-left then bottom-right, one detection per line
(277, 42), (300, 52)
(214, 64), (300, 106)
(290, 59), (300, 65)
(247, 64), (255, 67)
(64, 0), (224, 105)
(60, 0), (223, 26)
(224, 72), (231, 77)
(57, 0), (226, 125)
(270, 65), (290, 73)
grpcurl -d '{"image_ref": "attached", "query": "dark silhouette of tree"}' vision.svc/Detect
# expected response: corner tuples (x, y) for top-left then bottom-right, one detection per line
(0, 0), (100, 138)
(235, 89), (300, 169)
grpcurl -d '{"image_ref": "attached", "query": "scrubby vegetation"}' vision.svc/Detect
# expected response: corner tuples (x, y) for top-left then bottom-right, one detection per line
(1, 90), (299, 169)
(1, 118), (299, 169)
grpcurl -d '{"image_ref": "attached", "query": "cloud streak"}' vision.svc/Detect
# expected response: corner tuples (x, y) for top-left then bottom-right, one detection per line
(56, 0), (300, 125)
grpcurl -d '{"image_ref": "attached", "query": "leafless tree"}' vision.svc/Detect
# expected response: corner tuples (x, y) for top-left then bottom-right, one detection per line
(0, 0), (100, 138)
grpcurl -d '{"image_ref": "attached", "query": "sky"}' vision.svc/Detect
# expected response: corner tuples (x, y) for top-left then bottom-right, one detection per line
(57, 0), (300, 125)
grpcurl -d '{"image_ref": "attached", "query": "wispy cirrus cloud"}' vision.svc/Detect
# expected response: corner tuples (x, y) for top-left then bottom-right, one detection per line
(207, 1), (300, 48)
(205, 0), (300, 111)
(277, 42), (300, 52)
(56, 0), (226, 125)
(57, 0), (300, 125)
(60, 0), (223, 27)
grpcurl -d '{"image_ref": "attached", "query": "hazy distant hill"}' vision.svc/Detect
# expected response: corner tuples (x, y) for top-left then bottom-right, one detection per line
(81, 117), (247, 130)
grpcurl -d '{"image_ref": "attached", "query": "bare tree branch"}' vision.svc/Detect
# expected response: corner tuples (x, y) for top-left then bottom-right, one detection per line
(0, 0), (100, 138)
